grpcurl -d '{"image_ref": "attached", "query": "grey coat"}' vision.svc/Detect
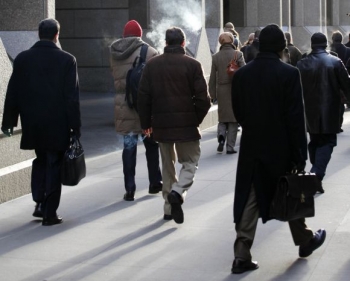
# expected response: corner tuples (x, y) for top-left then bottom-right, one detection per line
(209, 44), (245, 122)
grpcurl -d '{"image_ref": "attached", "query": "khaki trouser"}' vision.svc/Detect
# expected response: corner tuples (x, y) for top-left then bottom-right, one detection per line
(159, 141), (201, 215)
(234, 185), (314, 261)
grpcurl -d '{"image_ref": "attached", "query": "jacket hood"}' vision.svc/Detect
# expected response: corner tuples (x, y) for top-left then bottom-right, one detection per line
(110, 37), (145, 60)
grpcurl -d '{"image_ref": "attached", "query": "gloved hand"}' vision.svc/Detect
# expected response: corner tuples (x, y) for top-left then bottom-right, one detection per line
(71, 128), (81, 138)
(1, 126), (13, 137)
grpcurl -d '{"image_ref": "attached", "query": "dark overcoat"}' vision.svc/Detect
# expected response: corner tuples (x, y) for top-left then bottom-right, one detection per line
(2, 41), (81, 151)
(231, 52), (307, 224)
(137, 45), (211, 143)
(297, 49), (350, 134)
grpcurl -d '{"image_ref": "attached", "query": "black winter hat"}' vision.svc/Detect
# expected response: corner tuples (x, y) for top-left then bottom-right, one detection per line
(259, 24), (286, 53)
(311, 32), (327, 48)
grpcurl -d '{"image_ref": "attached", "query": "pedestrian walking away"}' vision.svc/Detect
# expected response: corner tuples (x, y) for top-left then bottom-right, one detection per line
(230, 24), (326, 274)
(209, 32), (245, 154)
(137, 27), (211, 224)
(1, 18), (82, 226)
(297, 32), (350, 190)
(109, 20), (163, 201)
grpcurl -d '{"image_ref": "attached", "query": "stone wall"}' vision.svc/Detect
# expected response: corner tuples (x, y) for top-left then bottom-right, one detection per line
(0, 0), (54, 203)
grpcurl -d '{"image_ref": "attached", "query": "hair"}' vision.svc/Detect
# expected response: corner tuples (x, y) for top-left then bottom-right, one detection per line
(284, 32), (292, 44)
(165, 27), (185, 46)
(332, 31), (343, 43)
(39, 18), (60, 40)
(254, 29), (261, 39)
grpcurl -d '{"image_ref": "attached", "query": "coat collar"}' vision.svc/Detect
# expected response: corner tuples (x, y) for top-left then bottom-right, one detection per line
(164, 45), (185, 54)
(31, 40), (60, 50)
(310, 48), (328, 55)
(256, 52), (281, 60)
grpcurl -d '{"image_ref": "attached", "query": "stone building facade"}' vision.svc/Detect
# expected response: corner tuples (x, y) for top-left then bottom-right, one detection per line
(0, 0), (350, 202)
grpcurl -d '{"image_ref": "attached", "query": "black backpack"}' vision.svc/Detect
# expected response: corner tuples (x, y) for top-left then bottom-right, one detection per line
(125, 44), (148, 112)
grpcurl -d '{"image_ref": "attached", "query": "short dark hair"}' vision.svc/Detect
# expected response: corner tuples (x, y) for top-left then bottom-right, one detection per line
(39, 18), (60, 40)
(165, 27), (185, 46)
(332, 31), (343, 43)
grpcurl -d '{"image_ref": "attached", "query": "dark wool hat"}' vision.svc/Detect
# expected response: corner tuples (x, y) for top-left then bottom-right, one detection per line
(259, 24), (286, 53)
(311, 32), (328, 48)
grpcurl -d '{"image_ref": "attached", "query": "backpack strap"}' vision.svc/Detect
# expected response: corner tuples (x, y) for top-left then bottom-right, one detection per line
(139, 44), (148, 64)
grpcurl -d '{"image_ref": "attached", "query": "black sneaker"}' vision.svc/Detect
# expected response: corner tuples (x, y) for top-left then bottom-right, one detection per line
(123, 191), (135, 201)
(217, 143), (224, 153)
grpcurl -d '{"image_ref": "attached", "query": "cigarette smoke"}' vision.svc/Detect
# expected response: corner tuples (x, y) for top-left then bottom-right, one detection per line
(146, 0), (202, 53)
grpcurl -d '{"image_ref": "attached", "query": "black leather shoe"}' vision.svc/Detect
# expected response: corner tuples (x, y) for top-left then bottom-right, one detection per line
(167, 191), (184, 224)
(163, 214), (173, 221)
(227, 150), (237, 154)
(299, 229), (326, 258)
(149, 183), (163, 194)
(124, 191), (135, 201)
(231, 259), (259, 274)
(32, 203), (43, 218)
(42, 216), (63, 226)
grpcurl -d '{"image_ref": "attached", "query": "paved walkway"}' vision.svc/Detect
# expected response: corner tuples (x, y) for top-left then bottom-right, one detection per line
(1, 92), (350, 281)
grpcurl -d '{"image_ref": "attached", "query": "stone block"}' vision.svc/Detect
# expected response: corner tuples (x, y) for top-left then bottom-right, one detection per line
(258, 0), (281, 27)
(0, 0), (53, 31)
(73, 9), (128, 38)
(0, 37), (12, 123)
(290, 27), (313, 54)
(56, 10), (75, 38)
(60, 39), (104, 67)
(304, 0), (322, 26)
(0, 166), (31, 204)
(56, 0), (129, 9)
(0, 31), (38, 60)
(200, 105), (218, 132)
(78, 68), (114, 93)
(246, 0), (258, 26)
(339, 1), (350, 25)
(205, 0), (223, 28)
(206, 28), (222, 55)
(129, 0), (149, 28)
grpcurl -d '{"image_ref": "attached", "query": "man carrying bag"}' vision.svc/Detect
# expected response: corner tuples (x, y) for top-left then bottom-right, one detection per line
(230, 24), (326, 274)
(1, 18), (81, 226)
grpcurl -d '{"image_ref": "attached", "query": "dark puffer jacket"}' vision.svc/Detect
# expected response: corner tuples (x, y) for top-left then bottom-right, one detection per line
(137, 45), (211, 142)
(297, 48), (350, 134)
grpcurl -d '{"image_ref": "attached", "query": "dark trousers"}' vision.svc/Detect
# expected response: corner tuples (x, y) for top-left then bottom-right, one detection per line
(122, 134), (162, 192)
(234, 186), (314, 261)
(308, 133), (337, 181)
(31, 150), (64, 218)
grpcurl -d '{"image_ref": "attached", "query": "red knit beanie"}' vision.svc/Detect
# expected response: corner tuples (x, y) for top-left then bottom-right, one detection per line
(123, 20), (142, 37)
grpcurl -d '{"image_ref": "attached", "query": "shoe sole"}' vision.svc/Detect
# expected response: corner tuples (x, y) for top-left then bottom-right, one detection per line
(168, 194), (184, 224)
(32, 213), (43, 218)
(231, 265), (259, 274)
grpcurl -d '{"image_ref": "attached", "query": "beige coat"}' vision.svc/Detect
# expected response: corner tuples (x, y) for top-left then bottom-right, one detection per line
(209, 44), (245, 122)
(110, 37), (158, 135)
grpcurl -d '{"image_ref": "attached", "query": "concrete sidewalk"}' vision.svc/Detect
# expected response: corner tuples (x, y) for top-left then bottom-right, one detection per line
(1, 93), (350, 281)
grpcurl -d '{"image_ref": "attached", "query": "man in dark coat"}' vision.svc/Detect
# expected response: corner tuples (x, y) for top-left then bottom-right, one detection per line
(1, 18), (81, 226)
(138, 27), (211, 224)
(284, 32), (302, 66)
(244, 29), (260, 63)
(230, 24), (326, 274)
(297, 32), (350, 186)
(329, 30), (350, 132)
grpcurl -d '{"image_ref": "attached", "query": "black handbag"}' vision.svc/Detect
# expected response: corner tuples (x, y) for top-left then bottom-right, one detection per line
(61, 136), (86, 186)
(270, 172), (321, 221)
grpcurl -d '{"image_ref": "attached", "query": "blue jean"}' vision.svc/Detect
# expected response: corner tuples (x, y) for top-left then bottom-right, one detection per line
(308, 133), (337, 181)
(122, 134), (162, 192)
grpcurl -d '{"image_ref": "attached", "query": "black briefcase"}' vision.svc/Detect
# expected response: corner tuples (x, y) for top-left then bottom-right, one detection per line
(61, 136), (86, 186)
(270, 172), (321, 221)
